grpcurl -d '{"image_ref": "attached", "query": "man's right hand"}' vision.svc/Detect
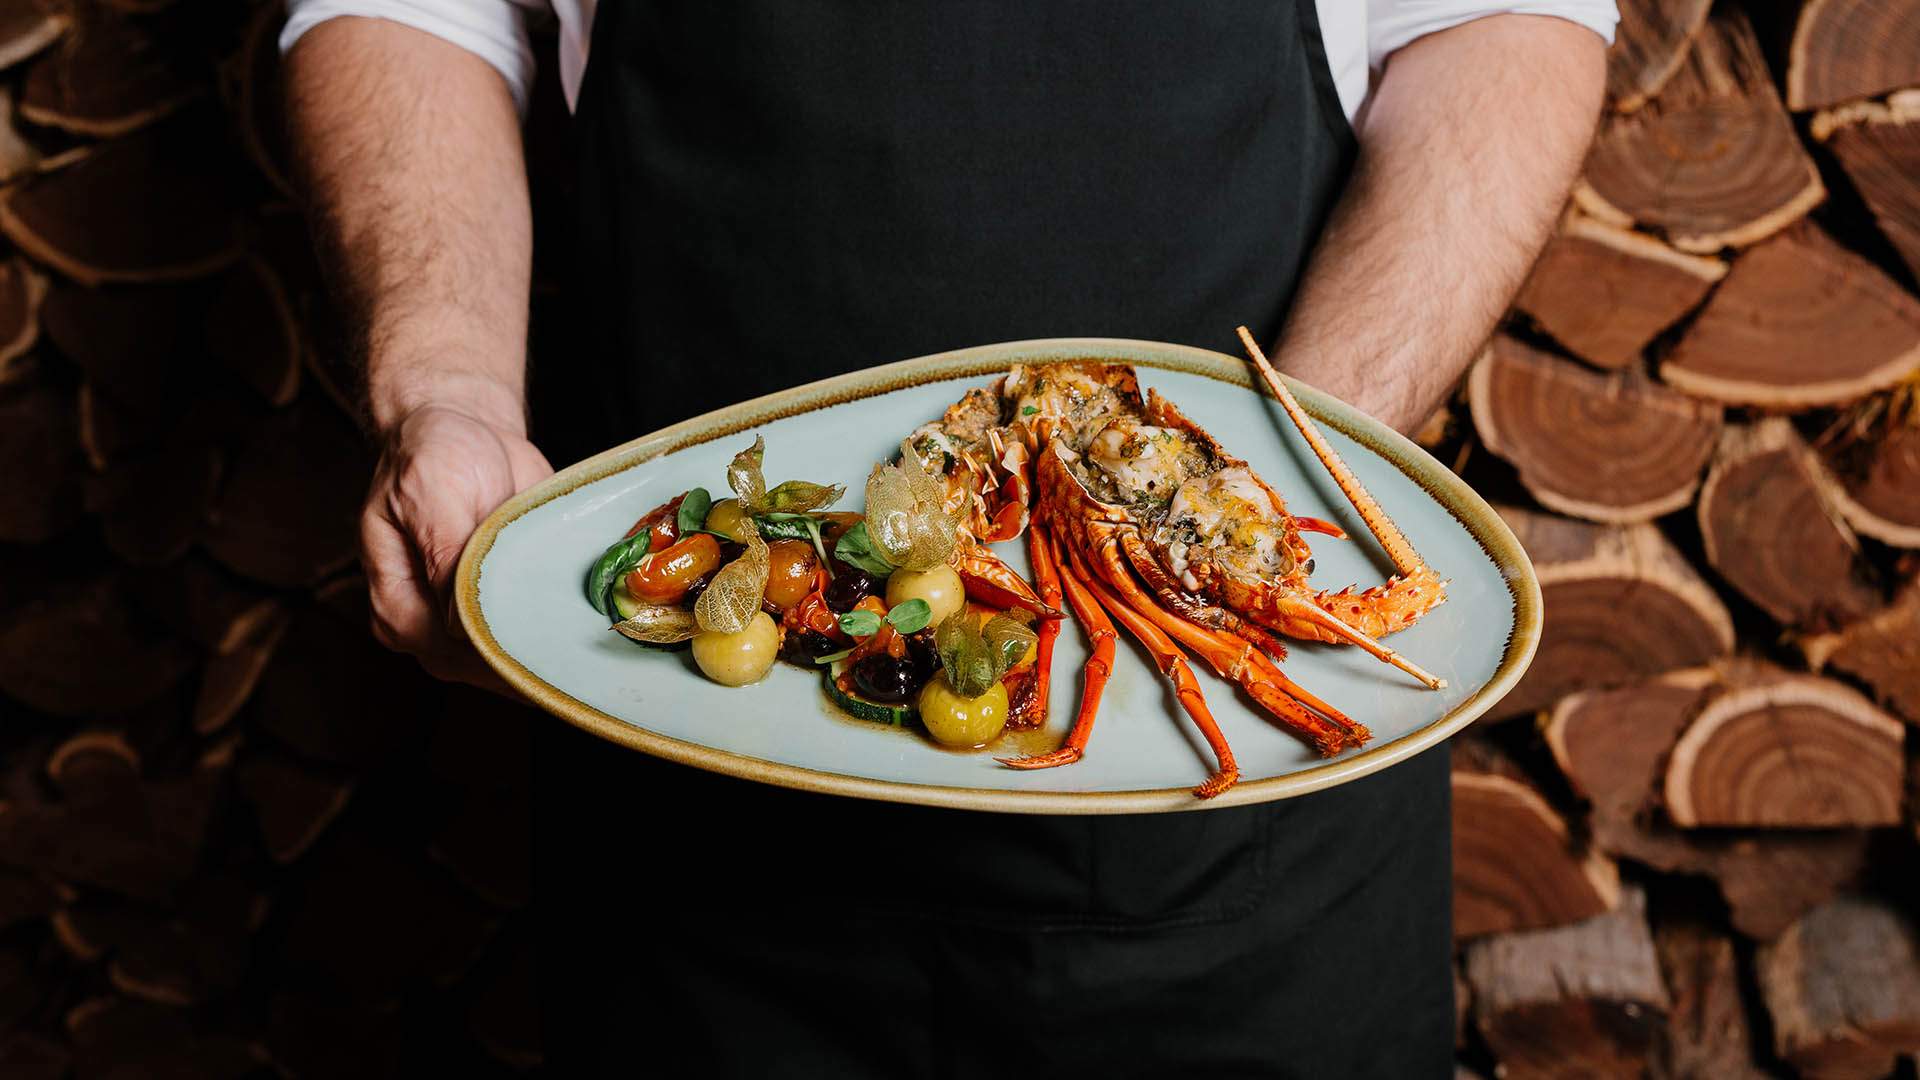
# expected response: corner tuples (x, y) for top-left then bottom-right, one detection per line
(361, 386), (553, 690)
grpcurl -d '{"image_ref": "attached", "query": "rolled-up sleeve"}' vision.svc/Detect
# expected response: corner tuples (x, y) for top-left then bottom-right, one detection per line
(1367, 1), (1618, 69)
(280, 0), (545, 112)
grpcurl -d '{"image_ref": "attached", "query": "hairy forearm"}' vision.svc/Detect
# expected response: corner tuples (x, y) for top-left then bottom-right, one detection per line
(1274, 15), (1605, 433)
(286, 17), (533, 436)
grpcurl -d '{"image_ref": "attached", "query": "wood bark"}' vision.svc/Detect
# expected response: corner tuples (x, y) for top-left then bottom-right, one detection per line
(1452, 742), (1620, 939)
(1489, 505), (1734, 719)
(1663, 673), (1906, 828)
(1469, 334), (1720, 523)
(1697, 419), (1882, 628)
(1511, 213), (1725, 370)
(1656, 920), (1769, 1079)
(1464, 887), (1669, 1078)
(1577, 8), (1824, 252)
(1757, 895), (1920, 1079)
(1786, 0), (1920, 112)
(1815, 91), (1920, 285)
(1606, 0), (1712, 113)
(1663, 224), (1920, 407)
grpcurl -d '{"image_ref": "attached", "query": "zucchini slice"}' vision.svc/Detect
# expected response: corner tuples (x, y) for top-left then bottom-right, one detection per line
(822, 659), (917, 726)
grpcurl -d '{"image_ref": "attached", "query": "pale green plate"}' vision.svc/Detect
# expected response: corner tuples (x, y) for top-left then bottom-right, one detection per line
(456, 338), (1540, 814)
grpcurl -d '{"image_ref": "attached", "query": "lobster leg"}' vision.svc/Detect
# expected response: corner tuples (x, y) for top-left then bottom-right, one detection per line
(1081, 528), (1363, 755)
(998, 529), (1114, 771)
(1006, 522), (1066, 731)
(1063, 546), (1240, 798)
(1117, 531), (1289, 661)
(951, 535), (1057, 617)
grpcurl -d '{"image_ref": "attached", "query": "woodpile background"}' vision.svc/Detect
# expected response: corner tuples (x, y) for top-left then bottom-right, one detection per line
(0, 0), (1915, 1077)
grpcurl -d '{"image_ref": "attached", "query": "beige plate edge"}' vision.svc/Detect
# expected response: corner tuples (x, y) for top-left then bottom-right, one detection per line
(454, 337), (1542, 815)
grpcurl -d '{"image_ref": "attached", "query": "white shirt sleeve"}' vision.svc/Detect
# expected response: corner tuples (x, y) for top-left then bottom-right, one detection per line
(1366, 1), (1618, 72)
(280, 0), (548, 113)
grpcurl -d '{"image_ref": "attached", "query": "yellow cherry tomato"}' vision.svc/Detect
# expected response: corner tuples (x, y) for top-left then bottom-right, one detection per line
(703, 497), (753, 542)
(691, 611), (780, 686)
(917, 672), (1009, 748)
(885, 564), (964, 627)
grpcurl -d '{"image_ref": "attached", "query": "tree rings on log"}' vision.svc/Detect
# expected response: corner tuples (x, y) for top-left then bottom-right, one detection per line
(0, 109), (246, 286)
(17, 0), (200, 137)
(1802, 578), (1920, 723)
(1577, 9), (1824, 253)
(1664, 225), (1920, 407)
(203, 400), (368, 588)
(1489, 505), (1734, 719)
(1469, 335), (1720, 523)
(1814, 91), (1920, 284)
(1697, 419), (1881, 627)
(236, 749), (352, 865)
(0, 576), (195, 716)
(1463, 886), (1670, 1077)
(1757, 896), (1920, 1079)
(1545, 667), (1718, 858)
(1786, 0), (1920, 112)
(0, 376), (83, 544)
(0, 0), (68, 72)
(83, 441), (222, 566)
(207, 258), (302, 406)
(1606, 0), (1711, 113)
(1452, 744), (1620, 939)
(1512, 214), (1725, 370)
(1820, 420), (1920, 548)
(192, 606), (287, 735)
(1664, 673), (1905, 828)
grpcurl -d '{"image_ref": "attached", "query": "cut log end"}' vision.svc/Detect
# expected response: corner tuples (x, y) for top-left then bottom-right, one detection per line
(1605, 0), (1712, 113)
(1513, 214), (1725, 369)
(1452, 748), (1620, 939)
(1757, 896), (1920, 1079)
(1786, 0), (1920, 112)
(1814, 92), (1920, 285)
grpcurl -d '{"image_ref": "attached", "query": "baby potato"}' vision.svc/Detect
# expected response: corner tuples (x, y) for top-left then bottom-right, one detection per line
(703, 497), (752, 541)
(692, 611), (781, 686)
(917, 673), (1009, 748)
(884, 564), (964, 627)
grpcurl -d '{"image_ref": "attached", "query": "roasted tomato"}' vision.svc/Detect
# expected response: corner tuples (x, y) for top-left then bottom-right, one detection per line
(763, 540), (819, 611)
(624, 492), (686, 550)
(626, 533), (722, 605)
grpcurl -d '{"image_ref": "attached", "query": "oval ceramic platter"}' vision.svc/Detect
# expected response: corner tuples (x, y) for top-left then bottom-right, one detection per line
(457, 338), (1540, 814)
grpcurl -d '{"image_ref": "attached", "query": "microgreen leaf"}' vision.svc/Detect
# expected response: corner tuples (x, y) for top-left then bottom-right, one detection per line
(838, 609), (883, 637)
(676, 488), (712, 536)
(885, 599), (932, 635)
(585, 531), (652, 615)
(1020, 405), (1038, 416)
(833, 521), (897, 577)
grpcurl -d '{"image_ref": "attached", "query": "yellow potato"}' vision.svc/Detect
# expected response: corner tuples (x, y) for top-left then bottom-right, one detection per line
(884, 564), (965, 627)
(691, 611), (780, 686)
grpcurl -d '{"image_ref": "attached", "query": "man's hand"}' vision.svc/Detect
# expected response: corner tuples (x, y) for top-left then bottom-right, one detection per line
(362, 385), (552, 687)
(287, 17), (539, 685)
(1273, 14), (1607, 433)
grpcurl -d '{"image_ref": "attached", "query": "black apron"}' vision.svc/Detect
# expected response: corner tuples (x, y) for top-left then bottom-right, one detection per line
(539, 3), (1454, 1076)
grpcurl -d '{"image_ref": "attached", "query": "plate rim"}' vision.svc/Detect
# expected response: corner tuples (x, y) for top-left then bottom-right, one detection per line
(455, 337), (1541, 814)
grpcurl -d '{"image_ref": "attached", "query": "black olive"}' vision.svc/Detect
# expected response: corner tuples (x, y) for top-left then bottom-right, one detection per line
(853, 654), (919, 704)
(824, 562), (881, 612)
(904, 629), (941, 682)
(789, 629), (842, 660)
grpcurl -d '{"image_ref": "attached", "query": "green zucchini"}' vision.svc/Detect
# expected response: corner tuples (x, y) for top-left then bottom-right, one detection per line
(822, 659), (917, 726)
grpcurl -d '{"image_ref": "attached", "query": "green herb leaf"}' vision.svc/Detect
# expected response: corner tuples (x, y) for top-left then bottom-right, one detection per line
(833, 520), (897, 576)
(752, 514), (816, 541)
(676, 488), (712, 535)
(1020, 405), (1038, 416)
(812, 647), (854, 665)
(585, 531), (652, 615)
(885, 599), (932, 635)
(838, 609), (883, 637)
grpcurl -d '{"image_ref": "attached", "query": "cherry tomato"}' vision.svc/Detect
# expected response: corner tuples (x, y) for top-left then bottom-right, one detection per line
(624, 492), (686, 550)
(626, 533), (722, 605)
(763, 540), (819, 612)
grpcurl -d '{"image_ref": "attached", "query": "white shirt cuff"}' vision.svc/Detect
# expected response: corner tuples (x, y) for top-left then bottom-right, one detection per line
(280, 0), (539, 114)
(1368, 2), (1619, 70)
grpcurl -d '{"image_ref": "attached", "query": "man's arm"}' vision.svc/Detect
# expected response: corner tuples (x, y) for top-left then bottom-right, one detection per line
(1273, 14), (1607, 433)
(287, 17), (552, 685)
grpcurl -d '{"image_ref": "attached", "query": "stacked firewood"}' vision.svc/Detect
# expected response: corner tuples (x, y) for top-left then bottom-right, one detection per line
(0, 1), (534, 1074)
(1445, 1), (1920, 1076)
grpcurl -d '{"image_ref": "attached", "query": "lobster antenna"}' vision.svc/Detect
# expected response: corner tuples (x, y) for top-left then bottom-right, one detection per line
(1235, 326), (1428, 580)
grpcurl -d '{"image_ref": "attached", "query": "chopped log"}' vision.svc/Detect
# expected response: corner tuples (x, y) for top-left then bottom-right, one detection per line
(1697, 419), (1882, 628)
(1452, 743), (1620, 939)
(1656, 920), (1769, 1079)
(1815, 91), (1920, 284)
(1663, 224), (1920, 407)
(1545, 667), (1719, 858)
(1757, 896), (1920, 1079)
(1512, 213), (1725, 370)
(236, 749), (352, 864)
(66, 995), (264, 1079)
(1468, 335), (1720, 523)
(38, 278), (211, 401)
(0, 87), (48, 185)
(251, 607), (434, 768)
(17, 0), (200, 137)
(1785, 0), (1920, 112)
(1576, 9), (1824, 253)
(0, 1032), (68, 1080)
(265, 991), (402, 1078)
(0, 944), (36, 1037)
(140, 555), (281, 655)
(0, 866), (62, 929)
(1712, 833), (1872, 942)
(46, 729), (140, 803)
(0, 377), (83, 543)
(1803, 578), (1920, 723)
(1664, 673), (1905, 827)
(0, 576), (195, 717)
(1489, 505), (1734, 719)
(1819, 413), (1920, 549)
(83, 441), (222, 566)
(1464, 886), (1669, 1078)
(0, 257), (46, 371)
(0, 108), (246, 285)
(203, 399), (369, 587)
(192, 607), (288, 734)
(76, 384), (161, 469)
(0, 0), (67, 71)
(227, 2), (294, 198)
(1606, 0), (1712, 113)
(206, 257), (301, 405)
